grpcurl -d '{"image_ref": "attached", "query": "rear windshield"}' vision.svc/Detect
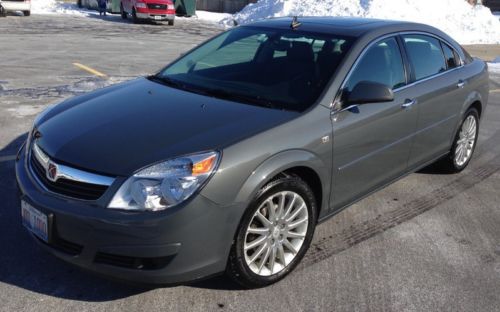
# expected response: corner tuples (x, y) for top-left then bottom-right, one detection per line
(156, 26), (354, 112)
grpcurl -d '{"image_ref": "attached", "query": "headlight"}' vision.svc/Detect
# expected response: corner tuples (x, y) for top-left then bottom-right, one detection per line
(136, 2), (146, 8)
(108, 151), (220, 211)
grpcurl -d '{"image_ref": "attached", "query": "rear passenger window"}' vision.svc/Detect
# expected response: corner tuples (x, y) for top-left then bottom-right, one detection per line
(345, 37), (406, 92)
(403, 35), (446, 81)
(441, 42), (460, 69)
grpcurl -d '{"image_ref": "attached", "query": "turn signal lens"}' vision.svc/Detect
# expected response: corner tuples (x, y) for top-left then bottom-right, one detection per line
(192, 154), (217, 175)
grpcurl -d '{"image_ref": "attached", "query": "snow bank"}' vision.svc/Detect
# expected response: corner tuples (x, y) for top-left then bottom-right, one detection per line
(32, 0), (90, 15)
(224, 0), (500, 44)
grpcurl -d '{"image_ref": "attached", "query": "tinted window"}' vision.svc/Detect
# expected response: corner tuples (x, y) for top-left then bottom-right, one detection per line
(403, 35), (446, 80)
(159, 27), (354, 112)
(345, 37), (406, 93)
(441, 42), (459, 69)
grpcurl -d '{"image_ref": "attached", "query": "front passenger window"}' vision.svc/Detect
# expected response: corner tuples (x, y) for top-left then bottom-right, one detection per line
(344, 37), (406, 94)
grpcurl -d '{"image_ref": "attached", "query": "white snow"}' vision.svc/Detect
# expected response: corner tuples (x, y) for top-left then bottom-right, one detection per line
(489, 56), (500, 73)
(32, 0), (91, 15)
(224, 0), (500, 44)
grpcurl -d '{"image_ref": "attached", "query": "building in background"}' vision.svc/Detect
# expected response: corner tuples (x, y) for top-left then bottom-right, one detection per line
(196, 0), (257, 13)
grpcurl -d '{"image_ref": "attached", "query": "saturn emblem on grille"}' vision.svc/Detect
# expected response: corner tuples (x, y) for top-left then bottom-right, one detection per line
(46, 161), (58, 182)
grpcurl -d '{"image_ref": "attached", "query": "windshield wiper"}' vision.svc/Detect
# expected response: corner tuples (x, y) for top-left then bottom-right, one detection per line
(202, 88), (283, 110)
(148, 75), (186, 89)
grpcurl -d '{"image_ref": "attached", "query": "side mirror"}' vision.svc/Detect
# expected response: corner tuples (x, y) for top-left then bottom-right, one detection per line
(346, 81), (394, 105)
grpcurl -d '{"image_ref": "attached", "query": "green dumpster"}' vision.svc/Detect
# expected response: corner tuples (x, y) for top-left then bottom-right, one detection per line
(174, 0), (196, 17)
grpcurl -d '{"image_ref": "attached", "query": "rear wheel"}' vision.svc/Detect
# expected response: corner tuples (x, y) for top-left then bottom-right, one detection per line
(23, 10), (30, 16)
(227, 175), (317, 288)
(120, 3), (127, 19)
(439, 108), (479, 172)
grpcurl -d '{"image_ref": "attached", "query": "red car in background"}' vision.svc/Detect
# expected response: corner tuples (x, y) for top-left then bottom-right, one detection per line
(120, 0), (175, 25)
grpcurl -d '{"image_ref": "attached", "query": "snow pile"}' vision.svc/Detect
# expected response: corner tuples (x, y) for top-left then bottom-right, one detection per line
(489, 57), (500, 73)
(224, 0), (500, 44)
(32, 0), (89, 15)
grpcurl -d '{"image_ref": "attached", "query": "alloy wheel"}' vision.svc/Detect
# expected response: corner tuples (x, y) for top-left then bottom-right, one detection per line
(455, 115), (477, 167)
(243, 191), (309, 276)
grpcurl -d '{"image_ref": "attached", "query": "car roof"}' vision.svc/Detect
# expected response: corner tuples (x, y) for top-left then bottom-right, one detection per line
(244, 16), (436, 38)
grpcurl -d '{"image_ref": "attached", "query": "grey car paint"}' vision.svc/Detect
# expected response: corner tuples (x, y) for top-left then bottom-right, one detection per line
(16, 17), (489, 284)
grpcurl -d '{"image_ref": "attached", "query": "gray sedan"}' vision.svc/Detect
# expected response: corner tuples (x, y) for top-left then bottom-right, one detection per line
(15, 17), (489, 288)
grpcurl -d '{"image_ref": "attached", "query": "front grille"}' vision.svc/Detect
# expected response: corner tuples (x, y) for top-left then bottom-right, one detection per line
(147, 3), (167, 9)
(30, 152), (108, 200)
(95, 252), (173, 270)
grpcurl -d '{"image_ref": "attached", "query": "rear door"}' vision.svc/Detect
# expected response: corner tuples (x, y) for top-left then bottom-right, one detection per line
(401, 34), (467, 168)
(331, 36), (418, 210)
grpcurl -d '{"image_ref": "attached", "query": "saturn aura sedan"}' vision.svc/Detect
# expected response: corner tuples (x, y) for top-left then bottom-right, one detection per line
(16, 17), (489, 288)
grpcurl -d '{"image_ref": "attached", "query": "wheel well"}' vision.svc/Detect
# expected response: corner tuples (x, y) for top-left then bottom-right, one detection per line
(281, 166), (323, 216)
(469, 101), (482, 119)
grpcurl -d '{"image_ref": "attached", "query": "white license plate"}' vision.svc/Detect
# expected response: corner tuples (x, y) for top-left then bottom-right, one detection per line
(21, 200), (49, 243)
(154, 15), (163, 20)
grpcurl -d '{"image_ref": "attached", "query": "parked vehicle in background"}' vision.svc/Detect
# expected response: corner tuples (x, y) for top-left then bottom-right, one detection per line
(120, 0), (175, 24)
(0, 0), (30, 16)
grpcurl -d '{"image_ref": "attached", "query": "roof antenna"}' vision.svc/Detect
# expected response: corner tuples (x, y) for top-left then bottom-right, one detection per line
(290, 16), (301, 30)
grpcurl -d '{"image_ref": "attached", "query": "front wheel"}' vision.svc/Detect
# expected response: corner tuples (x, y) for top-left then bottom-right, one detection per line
(439, 108), (479, 172)
(131, 7), (139, 23)
(168, 19), (174, 26)
(23, 10), (30, 16)
(227, 174), (317, 288)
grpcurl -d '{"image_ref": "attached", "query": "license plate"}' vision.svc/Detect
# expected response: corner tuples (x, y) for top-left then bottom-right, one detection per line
(154, 15), (163, 20)
(21, 200), (49, 243)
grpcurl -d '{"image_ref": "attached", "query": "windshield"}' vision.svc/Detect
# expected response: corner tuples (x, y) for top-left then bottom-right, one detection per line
(156, 26), (354, 112)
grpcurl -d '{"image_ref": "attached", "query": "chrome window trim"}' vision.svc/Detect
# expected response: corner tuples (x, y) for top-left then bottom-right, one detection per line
(332, 31), (465, 110)
(31, 142), (114, 187)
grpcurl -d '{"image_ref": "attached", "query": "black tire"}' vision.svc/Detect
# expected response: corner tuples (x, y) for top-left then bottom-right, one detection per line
(23, 10), (30, 16)
(168, 19), (174, 26)
(132, 7), (139, 23)
(438, 107), (480, 173)
(120, 3), (127, 19)
(226, 174), (317, 288)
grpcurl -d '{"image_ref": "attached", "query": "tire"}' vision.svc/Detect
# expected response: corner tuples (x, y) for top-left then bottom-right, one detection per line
(226, 174), (317, 288)
(438, 107), (480, 173)
(23, 10), (30, 16)
(168, 19), (174, 26)
(132, 7), (139, 23)
(120, 3), (127, 19)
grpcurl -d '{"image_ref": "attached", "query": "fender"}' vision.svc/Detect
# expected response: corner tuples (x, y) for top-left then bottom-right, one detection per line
(234, 149), (331, 217)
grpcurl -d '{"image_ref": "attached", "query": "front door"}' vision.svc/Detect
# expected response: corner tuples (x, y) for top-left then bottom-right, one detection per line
(331, 36), (418, 210)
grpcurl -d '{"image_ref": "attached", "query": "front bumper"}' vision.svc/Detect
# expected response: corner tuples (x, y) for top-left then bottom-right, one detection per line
(15, 146), (244, 284)
(2, 1), (31, 11)
(135, 12), (174, 21)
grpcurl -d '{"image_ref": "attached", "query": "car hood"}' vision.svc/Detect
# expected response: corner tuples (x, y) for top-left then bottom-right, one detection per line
(35, 78), (298, 176)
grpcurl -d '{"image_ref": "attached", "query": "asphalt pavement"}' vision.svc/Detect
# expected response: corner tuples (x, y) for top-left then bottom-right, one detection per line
(1, 14), (500, 312)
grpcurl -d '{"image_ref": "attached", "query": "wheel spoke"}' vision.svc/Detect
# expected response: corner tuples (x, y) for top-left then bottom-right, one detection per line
(277, 193), (286, 219)
(283, 239), (297, 255)
(247, 227), (270, 235)
(278, 244), (286, 265)
(268, 246), (277, 274)
(283, 194), (297, 219)
(245, 235), (267, 250)
(248, 242), (268, 264)
(286, 230), (306, 239)
(288, 216), (308, 229)
(267, 199), (276, 222)
(286, 203), (305, 223)
(258, 245), (271, 273)
(256, 211), (272, 227)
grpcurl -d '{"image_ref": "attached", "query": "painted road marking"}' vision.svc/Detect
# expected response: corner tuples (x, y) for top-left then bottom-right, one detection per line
(72, 63), (107, 77)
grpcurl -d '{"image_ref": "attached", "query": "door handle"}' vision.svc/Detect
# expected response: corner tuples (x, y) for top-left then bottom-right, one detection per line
(401, 99), (416, 109)
(457, 80), (467, 88)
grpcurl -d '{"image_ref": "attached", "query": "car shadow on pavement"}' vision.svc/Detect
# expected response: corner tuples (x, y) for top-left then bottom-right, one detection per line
(86, 13), (170, 26)
(0, 134), (241, 301)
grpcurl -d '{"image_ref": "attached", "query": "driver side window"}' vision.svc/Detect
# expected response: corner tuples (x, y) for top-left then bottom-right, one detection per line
(345, 37), (406, 94)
